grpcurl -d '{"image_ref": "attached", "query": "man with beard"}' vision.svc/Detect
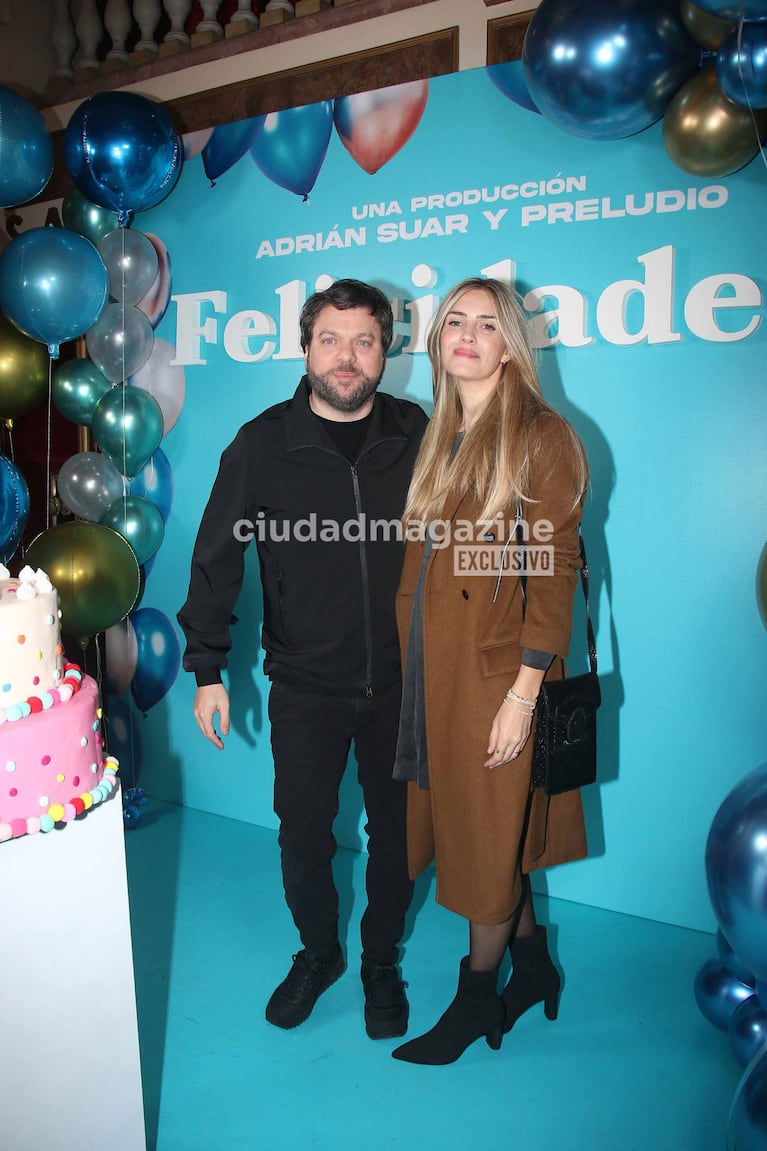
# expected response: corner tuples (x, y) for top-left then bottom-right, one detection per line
(179, 280), (428, 1039)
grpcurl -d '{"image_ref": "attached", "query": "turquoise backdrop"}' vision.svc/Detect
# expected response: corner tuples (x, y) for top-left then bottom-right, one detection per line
(134, 63), (767, 934)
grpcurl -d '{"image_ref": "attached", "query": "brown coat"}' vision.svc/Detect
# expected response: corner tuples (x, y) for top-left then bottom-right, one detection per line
(396, 414), (588, 924)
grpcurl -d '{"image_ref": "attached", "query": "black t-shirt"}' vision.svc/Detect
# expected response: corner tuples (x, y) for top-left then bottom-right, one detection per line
(315, 411), (373, 462)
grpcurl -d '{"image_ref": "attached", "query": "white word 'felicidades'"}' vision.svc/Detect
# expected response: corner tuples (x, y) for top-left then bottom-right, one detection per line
(169, 247), (762, 367)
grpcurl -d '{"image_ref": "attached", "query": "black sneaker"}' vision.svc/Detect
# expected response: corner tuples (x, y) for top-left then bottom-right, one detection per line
(265, 946), (345, 1029)
(361, 960), (409, 1040)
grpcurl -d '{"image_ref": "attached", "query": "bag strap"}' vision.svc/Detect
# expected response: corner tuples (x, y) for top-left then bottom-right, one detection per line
(516, 507), (598, 677)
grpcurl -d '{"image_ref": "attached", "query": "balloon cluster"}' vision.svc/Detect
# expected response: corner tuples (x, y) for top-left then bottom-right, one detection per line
(487, 0), (767, 179)
(195, 81), (430, 193)
(698, 763), (767, 1147)
(0, 89), (182, 794)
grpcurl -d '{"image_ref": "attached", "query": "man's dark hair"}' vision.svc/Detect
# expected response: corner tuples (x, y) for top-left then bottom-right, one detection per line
(299, 279), (393, 353)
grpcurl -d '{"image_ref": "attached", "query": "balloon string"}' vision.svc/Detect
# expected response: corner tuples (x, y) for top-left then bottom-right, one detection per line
(46, 355), (53, 532)
(735, 12), (767, 174)
(121, 226), (128, 501)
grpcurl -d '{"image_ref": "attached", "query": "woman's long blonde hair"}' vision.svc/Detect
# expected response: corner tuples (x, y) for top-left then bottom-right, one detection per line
(403, 278), (588, 526)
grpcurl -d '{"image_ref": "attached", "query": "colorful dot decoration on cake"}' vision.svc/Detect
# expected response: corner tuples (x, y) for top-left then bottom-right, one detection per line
(0, 757), (119, 842)
(0, 662), (83, 726)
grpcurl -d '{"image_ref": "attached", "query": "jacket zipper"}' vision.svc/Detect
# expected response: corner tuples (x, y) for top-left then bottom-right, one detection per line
(351, 463), (374, 697)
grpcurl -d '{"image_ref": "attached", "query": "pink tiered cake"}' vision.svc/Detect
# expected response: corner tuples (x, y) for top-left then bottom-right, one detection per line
(0, 564), (118, 841)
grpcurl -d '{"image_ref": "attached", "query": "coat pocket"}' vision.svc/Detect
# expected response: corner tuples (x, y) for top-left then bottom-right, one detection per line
(478, 639), (523, 678)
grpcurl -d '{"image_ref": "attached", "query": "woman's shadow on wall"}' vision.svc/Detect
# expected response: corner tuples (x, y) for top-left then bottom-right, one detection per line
(537, 335), (622, 863)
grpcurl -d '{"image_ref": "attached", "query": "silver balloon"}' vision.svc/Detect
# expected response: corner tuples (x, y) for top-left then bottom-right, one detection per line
(86, 303), (155, 383)
(98, 228), (159, 306)
(57, 450), (124, 522)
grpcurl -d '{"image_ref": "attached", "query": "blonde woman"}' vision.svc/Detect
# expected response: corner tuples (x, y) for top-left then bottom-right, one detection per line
(391, 278), (589, 1065)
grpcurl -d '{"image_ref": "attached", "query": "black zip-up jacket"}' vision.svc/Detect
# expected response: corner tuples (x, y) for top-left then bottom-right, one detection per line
(178, 378), (429, 697)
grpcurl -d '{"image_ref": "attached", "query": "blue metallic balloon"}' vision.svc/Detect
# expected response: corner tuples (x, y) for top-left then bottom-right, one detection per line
(128, 447), (173, 524)
(130, 607), (181, 714)
(0, 454), (30, 563)
(64, 92), (182, 228)
(695, 956), (754, 1030)
(0, 85), (53, 208)
(252, 102), (333, 197)
(727, 1043), (767, 1151)
(707, 763), (767, 986)
(523, 0), (700, 140)
(0, 226), (108, 358)
(729, 995), (767, 1066)
(486, 62), (541, 114)
(202, 116), (264, 183)
(697, 1), (767, 20)
(717, 928), (757, 987)
(717, 21), (767, 106)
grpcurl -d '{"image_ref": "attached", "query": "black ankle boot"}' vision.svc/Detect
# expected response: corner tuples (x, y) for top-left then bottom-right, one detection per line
(391, 957), (504, 1065)
(501, 926), (561, 1034)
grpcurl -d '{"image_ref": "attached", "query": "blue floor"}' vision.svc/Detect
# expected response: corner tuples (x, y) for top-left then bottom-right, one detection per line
(125, 801), (738, 1151)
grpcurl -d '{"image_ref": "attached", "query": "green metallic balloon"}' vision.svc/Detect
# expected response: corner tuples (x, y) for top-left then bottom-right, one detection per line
(0, 310), (49, 421)
(663, 67), (767, 177)
(61, 189), (119, 246)
(52, 357), (112, 426)
(25, 520), (139, 641)
(91, 385), (164, 478)
(679, 0), (734, 50)
(100, 494), (164, 566)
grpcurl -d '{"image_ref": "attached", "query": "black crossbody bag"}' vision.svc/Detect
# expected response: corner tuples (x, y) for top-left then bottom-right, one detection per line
(518, 526), (601, 795)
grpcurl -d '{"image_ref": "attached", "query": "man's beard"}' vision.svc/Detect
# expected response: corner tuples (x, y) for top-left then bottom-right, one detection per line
(306, 364), (381, 414)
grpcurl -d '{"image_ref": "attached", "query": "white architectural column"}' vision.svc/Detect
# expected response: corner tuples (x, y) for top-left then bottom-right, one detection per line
(72, 0), (103, 71)
(51, 0), (77, 79)
(105, 0), (132, 62)
(134, 0), (162, 54)
(163, 0), (192, 44)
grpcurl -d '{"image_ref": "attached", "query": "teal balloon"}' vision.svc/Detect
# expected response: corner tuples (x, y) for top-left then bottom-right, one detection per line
(85, 302), (154, 382)
(251, 102), (333, 197)
(92, 386), (164, 478)
(0, 85), (53, 208)
(98, 228), (159, 306)
(61, 190), (119, 246)
(100, 494), (164, 566)
(0, 453), (30, 562)
(130, 607), (181, 713)
(52, 358), (112, 426)
(0, 226), (108, 358)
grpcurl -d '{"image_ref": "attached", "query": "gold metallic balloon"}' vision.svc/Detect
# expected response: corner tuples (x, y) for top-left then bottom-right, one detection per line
(663, 66), (767, 176)
(679, 0), (735, 50)
(26, 520), (140, 641)
(0, 310), (48, 421)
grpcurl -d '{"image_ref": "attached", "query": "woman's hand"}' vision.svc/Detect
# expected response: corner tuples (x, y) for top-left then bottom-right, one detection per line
(484, 700), (534, 768)
(484, 668), (544, 768)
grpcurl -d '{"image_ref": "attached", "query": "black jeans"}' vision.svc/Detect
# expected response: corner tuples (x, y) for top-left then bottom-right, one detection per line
(269, 679), (412, 966)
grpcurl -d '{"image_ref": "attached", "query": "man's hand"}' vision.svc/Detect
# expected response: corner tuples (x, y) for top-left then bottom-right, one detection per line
(193, 683), (230, 749)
